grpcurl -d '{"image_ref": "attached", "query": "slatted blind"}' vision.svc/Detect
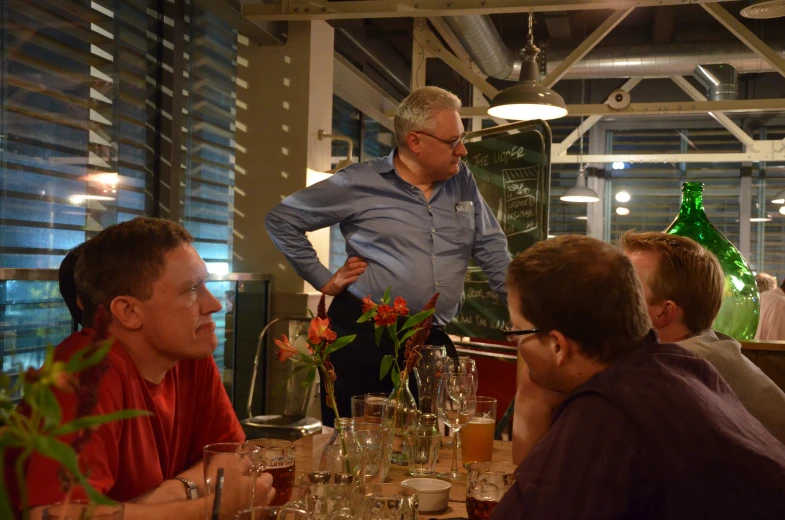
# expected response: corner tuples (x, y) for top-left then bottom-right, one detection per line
(752, 126), (785, 282)
(549, 117), (589, 237)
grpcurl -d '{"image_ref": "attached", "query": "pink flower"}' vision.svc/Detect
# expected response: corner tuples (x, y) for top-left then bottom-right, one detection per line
(374, 305), (397, 327)
(362, 296), (377, 313)
(274, 335), (298, 362)
(393, 296), (409, 317)
(308, 317), (337, 344)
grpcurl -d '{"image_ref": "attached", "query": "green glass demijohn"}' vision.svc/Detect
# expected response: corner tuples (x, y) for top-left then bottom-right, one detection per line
(665, 182), (759, 340)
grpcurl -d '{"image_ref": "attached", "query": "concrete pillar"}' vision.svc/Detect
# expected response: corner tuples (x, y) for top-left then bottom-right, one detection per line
(234, 21), (335, 315)
(234, 22), (335, 415)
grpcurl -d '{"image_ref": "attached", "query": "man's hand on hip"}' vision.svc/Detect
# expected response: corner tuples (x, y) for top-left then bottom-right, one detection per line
(320, 256), (367, 296)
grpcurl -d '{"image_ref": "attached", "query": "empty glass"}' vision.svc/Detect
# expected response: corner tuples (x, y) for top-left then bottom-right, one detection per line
(466, 462), (517, 520)
(414, 345), (447, 414)
(204, 442), (263, 520)
(436, 374), (477, 480)
(351, 396), (394, 480)
(357, 484), (419, 520)
(353, 419), (393, 484)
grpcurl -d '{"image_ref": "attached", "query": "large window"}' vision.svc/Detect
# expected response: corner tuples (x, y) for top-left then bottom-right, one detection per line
(0, 0), (243, 375)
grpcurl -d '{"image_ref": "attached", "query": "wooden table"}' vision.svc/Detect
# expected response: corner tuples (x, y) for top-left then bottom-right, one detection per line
(293, 435), (513, 519)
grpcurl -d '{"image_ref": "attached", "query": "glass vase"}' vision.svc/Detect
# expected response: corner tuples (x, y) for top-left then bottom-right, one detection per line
(318, 417), (361, 477)
(664, 181), (759, 339)
(386, 374), (419, 465)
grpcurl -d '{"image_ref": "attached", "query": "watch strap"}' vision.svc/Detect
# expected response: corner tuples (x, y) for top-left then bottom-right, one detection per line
(174, 476), (198, 500)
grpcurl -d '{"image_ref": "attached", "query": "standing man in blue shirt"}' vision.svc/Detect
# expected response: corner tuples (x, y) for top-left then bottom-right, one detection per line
(265, 86), (510, 425)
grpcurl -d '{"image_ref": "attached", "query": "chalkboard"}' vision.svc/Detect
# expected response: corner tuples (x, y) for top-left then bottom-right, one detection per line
(447, 122), (551, 340)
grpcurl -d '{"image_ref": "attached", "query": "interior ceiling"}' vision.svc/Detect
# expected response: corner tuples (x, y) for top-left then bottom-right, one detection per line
(331, 0), (785, 122)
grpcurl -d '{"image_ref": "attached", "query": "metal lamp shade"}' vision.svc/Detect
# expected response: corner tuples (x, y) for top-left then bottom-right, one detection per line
(771, 188), (785, 204)
(487, 81), (568, 121)
(560, 170), (599, 203)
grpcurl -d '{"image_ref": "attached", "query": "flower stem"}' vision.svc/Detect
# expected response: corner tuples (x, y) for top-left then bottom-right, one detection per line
(319, 366), (350, 474)
(16, 447), (32, 520)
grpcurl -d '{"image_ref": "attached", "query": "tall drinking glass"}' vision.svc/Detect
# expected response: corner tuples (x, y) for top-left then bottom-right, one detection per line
(414, 345), (447, 414)
(352, 394), (394, 479)
(461, 397), (497, 466)
(444, 357), (478, 460)
(247, 439), (296, 506)
(436, 374), (476, 480)
(204, 442), (263, 520)
(353, 419), (392, 484)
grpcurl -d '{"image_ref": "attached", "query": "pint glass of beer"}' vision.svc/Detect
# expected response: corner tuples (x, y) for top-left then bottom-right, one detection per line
(461, 397), (497, 466)
(466, 462), (516, 520)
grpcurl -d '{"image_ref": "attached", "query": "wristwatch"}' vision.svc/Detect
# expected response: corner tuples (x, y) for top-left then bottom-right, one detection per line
(174, 476), (198, 500)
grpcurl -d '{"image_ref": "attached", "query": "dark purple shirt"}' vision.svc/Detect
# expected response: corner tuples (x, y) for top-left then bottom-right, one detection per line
(492, 332), (785, 519)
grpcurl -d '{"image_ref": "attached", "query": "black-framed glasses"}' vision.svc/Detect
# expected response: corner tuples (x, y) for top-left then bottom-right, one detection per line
(415, 131), (466, 150)
(501, 329), (540, 338)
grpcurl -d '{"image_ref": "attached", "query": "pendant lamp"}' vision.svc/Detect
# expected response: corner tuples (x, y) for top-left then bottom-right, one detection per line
(487, 13), (568, 121)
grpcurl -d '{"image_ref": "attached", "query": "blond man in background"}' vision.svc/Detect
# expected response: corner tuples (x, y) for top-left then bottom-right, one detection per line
(621, 231), (785, 443)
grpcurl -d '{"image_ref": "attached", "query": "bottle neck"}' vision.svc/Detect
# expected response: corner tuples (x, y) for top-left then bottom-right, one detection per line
(680, 187), (705, 217)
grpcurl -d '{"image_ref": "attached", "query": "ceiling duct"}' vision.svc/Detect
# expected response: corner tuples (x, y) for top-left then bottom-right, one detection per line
(693, 63), (738, 101)
(444, 16), (522, 80)
(546, 40), (785, 79)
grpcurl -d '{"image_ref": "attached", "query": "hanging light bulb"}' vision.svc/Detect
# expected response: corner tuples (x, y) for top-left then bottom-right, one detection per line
(487, 13), (568, 121)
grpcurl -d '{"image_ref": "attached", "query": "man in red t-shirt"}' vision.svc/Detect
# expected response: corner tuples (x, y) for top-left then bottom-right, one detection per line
(17, 217), (273, 520)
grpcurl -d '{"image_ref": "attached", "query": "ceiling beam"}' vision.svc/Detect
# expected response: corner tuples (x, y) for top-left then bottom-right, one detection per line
(427, 17), (472, 64)
(417, 25), (500, 98)
(670, 75), (757, 151)
(552, 142), (780, 164)
(244, 0), (734, 22)
(542, 8), (634, 88)
(436, 98), (785, 119)
(552, 77), (642, 155)
(333, 54), (398, 132)
(701, 3), (785, 79)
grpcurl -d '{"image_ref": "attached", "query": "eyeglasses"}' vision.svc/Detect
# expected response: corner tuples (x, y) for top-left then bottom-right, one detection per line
(415, 131), (466, 150)
(501, 329), (540, 338)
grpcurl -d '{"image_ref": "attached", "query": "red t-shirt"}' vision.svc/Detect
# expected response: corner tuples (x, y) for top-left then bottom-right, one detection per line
(18, 330), (244, 509)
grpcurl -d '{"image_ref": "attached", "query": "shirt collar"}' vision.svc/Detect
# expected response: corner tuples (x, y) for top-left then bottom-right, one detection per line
(375, 147), (451, 192)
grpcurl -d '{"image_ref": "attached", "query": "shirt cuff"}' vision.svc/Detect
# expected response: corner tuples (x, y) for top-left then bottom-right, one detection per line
(308, 265), (334, 292)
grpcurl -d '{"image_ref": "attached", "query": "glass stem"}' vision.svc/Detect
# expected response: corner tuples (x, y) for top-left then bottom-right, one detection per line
(451, 427), (460, 473)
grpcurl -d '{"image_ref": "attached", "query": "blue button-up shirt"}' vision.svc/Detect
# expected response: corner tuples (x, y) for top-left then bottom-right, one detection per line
(265, 149), (511, 325)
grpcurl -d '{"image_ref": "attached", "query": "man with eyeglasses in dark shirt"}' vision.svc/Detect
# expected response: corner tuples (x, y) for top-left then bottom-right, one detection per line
(495, 235), (785, 520)
(265, 86), (510, 426)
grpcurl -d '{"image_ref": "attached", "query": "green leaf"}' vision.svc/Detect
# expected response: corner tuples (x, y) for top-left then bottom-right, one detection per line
(299, 353), (313, 365)
(401, 309), (435, 331)
(325, 335), (356, 356)
(391, 369), (401, 389)
(374, 325), (384, 346)
(30, 436), (115, 506)
(306, 307), (314, 319)
(50, 409), (150, 436)
(398, 328), (419, 345)
(301, 367), (317, 389)
(356, 309), (376, 324)
(379, 355), (395, 380)
(382, 286), (391, 304)
(43, 345), (55, 370)
(37, 387), (62, 429)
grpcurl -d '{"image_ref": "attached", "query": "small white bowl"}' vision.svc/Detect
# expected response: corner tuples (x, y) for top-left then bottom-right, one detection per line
(401, 477), (451, 512)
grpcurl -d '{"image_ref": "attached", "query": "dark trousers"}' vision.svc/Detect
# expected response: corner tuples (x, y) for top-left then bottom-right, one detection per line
(321, 291), (458, 427)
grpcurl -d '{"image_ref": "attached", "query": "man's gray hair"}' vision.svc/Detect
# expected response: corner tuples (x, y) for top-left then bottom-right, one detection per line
(394, 86), (462, 148)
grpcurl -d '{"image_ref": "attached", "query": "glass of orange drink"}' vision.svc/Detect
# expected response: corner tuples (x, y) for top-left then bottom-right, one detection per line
(461, 397), (497, 467)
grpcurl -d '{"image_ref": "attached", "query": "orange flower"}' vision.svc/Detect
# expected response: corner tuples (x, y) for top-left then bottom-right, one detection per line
(274, 334), (298, 362)
(393, 296), (409, 317)
(374, 304), (397, 327)
(308, 317), (337, 344)
(362, 295), (377, 313)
